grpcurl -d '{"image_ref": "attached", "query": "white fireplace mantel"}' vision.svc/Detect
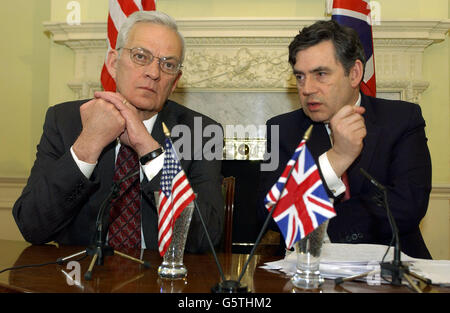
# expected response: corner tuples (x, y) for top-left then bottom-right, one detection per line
(43, 18), (449, 100)
(43, 18), (449, 160)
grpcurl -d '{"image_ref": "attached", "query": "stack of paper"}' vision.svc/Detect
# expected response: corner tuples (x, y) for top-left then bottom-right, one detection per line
(409, 260), (450, 286)
(260, 243), (450, 286)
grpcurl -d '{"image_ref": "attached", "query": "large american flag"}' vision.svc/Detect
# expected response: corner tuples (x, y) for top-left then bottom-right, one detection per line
(331, 0), (376, 97)
(101, 0), (156, 92)
(264, 139), (336, 249)
(158, 138), (195, 256)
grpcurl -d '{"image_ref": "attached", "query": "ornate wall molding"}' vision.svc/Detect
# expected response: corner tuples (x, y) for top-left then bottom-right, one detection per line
(43, 18), (450, 97)
(179, 44), (294, 91)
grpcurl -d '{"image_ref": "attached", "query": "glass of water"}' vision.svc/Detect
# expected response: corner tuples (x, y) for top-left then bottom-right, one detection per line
(291, 220), (329, 289)
(156, 192), (195, 280)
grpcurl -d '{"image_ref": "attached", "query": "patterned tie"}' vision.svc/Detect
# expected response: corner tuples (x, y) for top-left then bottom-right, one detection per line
(341, 171), (351, 201)
(108, 145), (141, 250)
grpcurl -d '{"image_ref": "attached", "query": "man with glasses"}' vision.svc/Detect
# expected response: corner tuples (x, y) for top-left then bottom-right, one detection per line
(13, 11), (224, 254)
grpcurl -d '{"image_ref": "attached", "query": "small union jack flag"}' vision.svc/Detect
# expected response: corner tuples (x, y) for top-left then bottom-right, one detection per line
(264, 139), (336, 249)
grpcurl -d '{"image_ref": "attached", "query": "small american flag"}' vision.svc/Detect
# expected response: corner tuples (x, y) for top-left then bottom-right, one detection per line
(158, 138), (195, 256)
(331, 0), (376, 97)
(264, 139), (336, 249)
(101, 0), (156, 91)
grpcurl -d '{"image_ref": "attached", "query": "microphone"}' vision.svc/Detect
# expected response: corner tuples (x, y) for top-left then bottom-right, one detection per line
(335, 168), (432, 290)
(359, 168), (402, 280)
(95, 169), (140, 243)
(57, 168), (151, 280)
(58, 169), (140, 266)
(360, 168), (386, 192)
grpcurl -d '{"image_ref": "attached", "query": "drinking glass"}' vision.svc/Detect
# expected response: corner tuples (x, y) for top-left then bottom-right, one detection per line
(291, 220), (329, 289)
(155, 192), (195, 279)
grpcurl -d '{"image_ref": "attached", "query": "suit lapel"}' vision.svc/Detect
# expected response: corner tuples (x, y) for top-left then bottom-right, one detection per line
(294, 110), (331, 162)
(307, 122), (332, 162)
(346, 94), (381, 195)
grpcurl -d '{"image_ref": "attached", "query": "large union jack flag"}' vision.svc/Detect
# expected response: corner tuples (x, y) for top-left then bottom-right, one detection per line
(158, 137), (195, 256)
(101, 0), (156, 92)
(264, 139), (336, 249)
(331, 0), (376, 97)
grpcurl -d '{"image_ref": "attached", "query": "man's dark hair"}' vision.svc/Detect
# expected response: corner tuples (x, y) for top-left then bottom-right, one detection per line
(288, 20), (366, 76)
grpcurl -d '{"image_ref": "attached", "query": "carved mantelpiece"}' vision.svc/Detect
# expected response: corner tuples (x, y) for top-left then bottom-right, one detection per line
(43, 18), (449, 159)
(43, 18), (449, 97)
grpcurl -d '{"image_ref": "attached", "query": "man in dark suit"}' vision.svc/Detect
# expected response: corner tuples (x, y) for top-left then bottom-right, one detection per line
(258, 20), (432, 259)
(13, 11), (224, 253)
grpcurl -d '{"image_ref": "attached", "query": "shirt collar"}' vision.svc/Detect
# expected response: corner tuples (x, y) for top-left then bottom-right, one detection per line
(143, 113), (158, 134)
(355, 92), (362, 107)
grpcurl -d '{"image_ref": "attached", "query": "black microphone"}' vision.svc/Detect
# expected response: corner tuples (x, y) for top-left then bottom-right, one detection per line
(360, 168), (386, 192)
(57, 169), (143, 270)
(359, 168), (402, 279)
(95, 169), (140, 242)
(335, 168), (432, 289)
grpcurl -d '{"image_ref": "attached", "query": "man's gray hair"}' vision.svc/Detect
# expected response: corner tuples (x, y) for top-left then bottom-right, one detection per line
(116, 11), (185, 64)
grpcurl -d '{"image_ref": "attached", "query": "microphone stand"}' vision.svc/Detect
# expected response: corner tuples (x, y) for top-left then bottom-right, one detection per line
(57, 169), (150, 281)
(334, 168), (431, 292)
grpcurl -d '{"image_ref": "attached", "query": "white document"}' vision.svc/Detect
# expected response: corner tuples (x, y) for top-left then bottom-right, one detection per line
(261, 243), (450, 286)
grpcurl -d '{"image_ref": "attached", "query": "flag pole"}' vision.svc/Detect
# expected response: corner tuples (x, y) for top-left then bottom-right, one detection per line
(236, 125), (313, 284)
(162, 123), (226, 283)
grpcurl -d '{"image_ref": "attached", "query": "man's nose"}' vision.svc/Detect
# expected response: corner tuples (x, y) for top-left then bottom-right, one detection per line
(144, 58), (161, 80)
(301, 77), (318, 95)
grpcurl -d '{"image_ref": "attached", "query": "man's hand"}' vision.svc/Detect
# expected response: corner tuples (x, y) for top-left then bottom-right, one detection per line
(73, 97), (125, 163)
(94, 91), (161, 158)
(326, 105), (367, 177)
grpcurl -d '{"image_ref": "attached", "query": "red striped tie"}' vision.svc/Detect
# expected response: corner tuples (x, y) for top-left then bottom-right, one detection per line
(108, 145), (141, 250)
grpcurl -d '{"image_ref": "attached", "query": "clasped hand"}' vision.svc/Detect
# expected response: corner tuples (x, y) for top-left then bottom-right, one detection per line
(73, 91), (159, 164)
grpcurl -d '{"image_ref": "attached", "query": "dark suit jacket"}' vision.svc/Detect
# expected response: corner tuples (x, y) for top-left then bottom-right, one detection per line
(258, 93), (432, 259)
(13, 99), (224, 253)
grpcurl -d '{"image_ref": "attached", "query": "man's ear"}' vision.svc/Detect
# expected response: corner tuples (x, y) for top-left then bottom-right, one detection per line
(350, 60), (364, 88)
(170, 71), (183, 94)
(105, 49), (119, 80)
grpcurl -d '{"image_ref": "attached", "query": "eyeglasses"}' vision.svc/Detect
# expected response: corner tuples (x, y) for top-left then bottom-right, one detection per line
(121, 47), (182, 75)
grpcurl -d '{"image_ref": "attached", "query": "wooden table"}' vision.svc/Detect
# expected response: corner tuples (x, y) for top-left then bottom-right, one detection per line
(0, 239), (448, 294)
